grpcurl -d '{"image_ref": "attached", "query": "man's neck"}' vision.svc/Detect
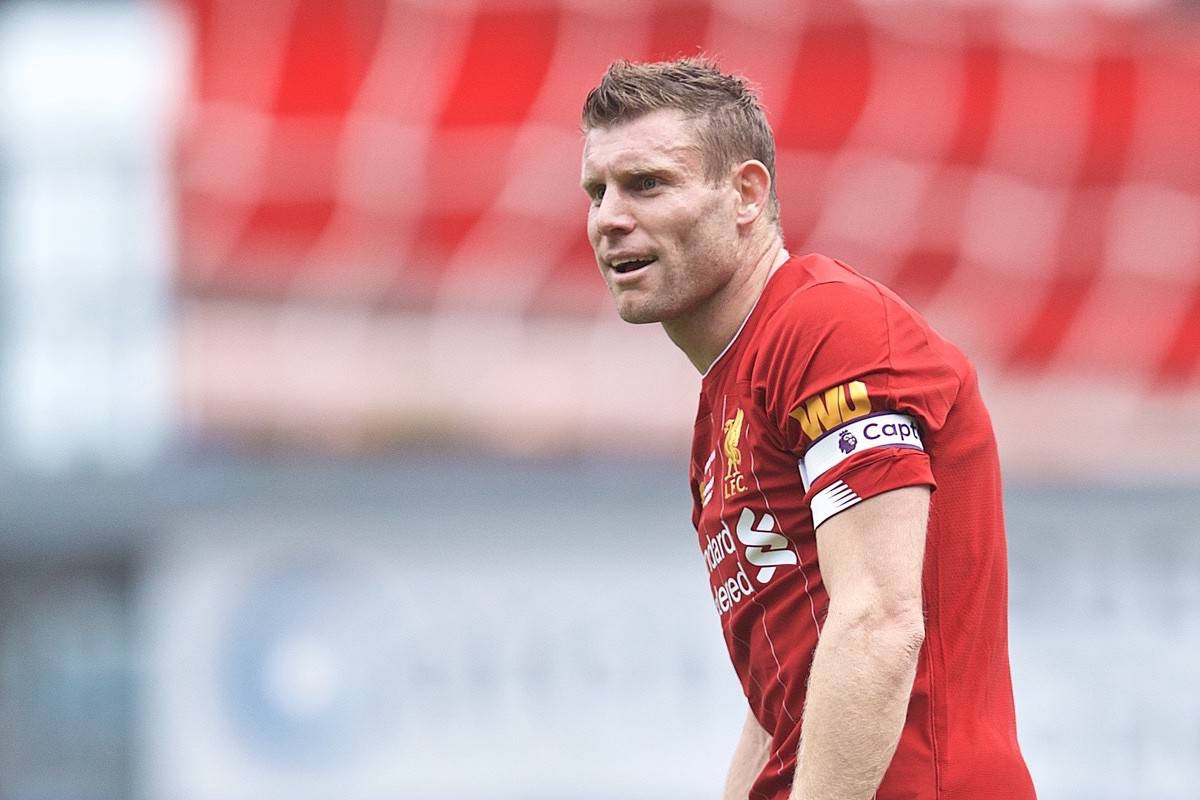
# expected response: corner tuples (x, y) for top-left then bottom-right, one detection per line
(664, 238), (789, 374)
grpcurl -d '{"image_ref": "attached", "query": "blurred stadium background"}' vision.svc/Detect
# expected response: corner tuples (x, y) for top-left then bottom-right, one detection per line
(1, 0), (1198, 798)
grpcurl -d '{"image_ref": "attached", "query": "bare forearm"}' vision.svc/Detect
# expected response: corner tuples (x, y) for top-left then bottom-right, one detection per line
(790, 610), (924, 800)
(724, 709), (772, 800)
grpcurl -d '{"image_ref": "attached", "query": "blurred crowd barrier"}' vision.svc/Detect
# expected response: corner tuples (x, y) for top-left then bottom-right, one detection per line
(174, 0), (1200, 477)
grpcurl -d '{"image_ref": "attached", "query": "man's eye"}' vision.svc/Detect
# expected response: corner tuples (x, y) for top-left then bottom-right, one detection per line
(591, 186), (606, 203)
(638, 176), (659, 191)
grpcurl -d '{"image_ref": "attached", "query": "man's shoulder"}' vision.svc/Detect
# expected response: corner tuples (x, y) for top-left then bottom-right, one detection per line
(712, 255), (894, 394)
(741, 252), (969, 388)
(764, 253), (956, 343)
(755, 253), (892, 342)
(767, 252), (875, 297)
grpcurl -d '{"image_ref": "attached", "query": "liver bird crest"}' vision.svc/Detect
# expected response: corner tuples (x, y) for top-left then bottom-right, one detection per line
(723, 409), (744, 473)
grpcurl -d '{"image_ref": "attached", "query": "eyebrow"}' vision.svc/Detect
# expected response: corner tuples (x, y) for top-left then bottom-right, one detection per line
(580, 159), (683, 191)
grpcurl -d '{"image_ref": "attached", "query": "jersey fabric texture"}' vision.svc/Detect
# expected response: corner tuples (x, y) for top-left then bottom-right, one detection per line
(689, 253), (1036, 800)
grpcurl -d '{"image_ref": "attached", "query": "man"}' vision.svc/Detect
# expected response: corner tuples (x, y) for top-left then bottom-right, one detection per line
(580, 58), (1037, 800)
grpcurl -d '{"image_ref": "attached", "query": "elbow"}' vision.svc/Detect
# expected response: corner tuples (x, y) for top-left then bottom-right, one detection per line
(829, 599), (926, 656)
(896, 615), (926, 660)
(885, 605), (926, 645)
(877, 611), (925, 660)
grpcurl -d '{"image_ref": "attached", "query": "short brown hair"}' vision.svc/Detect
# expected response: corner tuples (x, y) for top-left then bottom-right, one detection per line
(581, 57), (779, 223)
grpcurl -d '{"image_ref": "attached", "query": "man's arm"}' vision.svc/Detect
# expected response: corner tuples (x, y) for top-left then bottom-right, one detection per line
(724, 708), (772, 800)
(790, 485), (930, 800)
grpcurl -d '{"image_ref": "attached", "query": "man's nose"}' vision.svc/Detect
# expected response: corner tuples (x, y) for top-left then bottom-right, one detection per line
(594, 189), (635, 236)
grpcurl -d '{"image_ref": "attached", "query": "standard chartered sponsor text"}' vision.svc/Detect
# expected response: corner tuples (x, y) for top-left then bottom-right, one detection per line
(702, 508), (798, 616)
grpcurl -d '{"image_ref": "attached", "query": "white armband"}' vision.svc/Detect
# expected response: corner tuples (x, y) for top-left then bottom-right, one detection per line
(798, 412), (924, 491)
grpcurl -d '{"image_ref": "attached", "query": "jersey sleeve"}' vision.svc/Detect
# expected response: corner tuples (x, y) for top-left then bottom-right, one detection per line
(753, 279), (962, 528)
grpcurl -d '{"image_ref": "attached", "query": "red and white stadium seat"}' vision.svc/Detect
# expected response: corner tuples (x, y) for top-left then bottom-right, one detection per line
(173, 0), (1200, 476)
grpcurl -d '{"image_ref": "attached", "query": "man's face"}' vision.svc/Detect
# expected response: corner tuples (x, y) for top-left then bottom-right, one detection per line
(581, 109), (742, 325)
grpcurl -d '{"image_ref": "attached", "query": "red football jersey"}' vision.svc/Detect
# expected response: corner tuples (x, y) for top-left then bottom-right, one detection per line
(690, 254), (1035, 799)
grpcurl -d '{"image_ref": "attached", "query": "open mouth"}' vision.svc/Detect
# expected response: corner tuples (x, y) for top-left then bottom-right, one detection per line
(611, 257), (656, 274)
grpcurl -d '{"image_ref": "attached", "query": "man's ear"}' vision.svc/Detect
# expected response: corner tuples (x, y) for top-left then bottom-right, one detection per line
(733, 160), (772, 226)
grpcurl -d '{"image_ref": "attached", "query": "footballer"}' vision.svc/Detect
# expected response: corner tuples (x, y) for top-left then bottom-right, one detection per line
(580, 58), (1037, 800)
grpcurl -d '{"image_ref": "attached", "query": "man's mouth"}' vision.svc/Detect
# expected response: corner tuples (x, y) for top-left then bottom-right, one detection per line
(610, 257), (656, 274)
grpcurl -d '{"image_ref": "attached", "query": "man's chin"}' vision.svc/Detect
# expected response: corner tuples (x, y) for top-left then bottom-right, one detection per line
(615, 302), (666, 325)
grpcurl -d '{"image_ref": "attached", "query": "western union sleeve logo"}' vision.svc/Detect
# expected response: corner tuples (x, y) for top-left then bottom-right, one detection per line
(788, 380), (871, 441)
